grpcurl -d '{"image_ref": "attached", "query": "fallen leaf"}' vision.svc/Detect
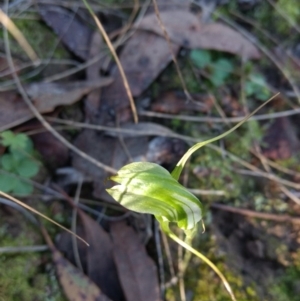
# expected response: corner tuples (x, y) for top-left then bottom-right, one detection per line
(38, 4), (93, 60)
(110, 221), (160, 301)
(137, 10), (260, 59)
(116, 30), (179, 97)
(104, 122), (176, 138)
(221, 93), (245, 117)
(97, 31), (179, 124)
(53, 249), (112, 301)
(55, 210), (124, 301)
(146, 137), (188, 165)
(42, 226), (112, 301)
(72, 130), (148, 200)
(262, 117), (300, 160)
(0, 91), (31, 131)
(26, 80), (113, 113)
(150, 91), (213, 114)
(31, 129), (69, 169)
(0, 79), (113, 131)
(79, 211), (124, 301)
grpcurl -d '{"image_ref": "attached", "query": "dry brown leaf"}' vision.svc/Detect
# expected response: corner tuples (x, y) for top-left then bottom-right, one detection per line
(31, 128), (69, 168)
(104, 122), (176, 138)
(116, 30), (179, 97)
(42, 226), (112, 301)
(151, 91), (213, 114)
(0, 79), (113, 131)
(38, 4), (93, 60)
(79, 211), (124, 301)
(137, 10), (261, 59)
(97, 31), (179, 124)
(72, 130), (148, 200)
(110, 221), (161, 301)
(146, 137), (188, 165)
(262, 117), (300, 160)
(26, 80), (113, 113)
(53, 249), (112, 301)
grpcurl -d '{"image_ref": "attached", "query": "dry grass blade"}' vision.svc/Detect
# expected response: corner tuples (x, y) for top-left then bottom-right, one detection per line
(0, 190), (89, 246)
(82, 0), (138, 123)
(0, 9), (39, 64)
(152, 0), (193, 103)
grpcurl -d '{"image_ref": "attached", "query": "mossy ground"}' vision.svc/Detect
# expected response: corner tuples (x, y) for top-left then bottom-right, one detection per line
(0, 208), (66, 301)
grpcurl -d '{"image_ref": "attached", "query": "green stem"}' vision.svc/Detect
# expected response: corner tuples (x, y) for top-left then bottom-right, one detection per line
(167, 231), (237, 301)
(171, 93), (279, 180)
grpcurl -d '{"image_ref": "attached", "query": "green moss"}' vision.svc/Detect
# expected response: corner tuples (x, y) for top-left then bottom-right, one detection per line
(166, 233), (260, 301)
(1, 17), (69, 60)
(270, 266), (300, 301)
(0, 213), (66, 301)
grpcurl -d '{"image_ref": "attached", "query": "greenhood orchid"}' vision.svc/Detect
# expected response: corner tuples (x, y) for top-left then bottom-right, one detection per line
(106, 95), (277, 301)
(107, 162), (203, 233)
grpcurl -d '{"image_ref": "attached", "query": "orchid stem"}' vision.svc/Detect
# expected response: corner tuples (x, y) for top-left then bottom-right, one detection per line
(167, 230), (237, 301)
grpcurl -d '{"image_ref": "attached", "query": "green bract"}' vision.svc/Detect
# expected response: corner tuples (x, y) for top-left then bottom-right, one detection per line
(106, 162), (203, 232)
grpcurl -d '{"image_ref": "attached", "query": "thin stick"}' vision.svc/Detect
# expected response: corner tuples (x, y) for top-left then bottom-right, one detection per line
(82, 0), (138, 123)
(211, 203), (300, 224)
(139, 107), (300, 122)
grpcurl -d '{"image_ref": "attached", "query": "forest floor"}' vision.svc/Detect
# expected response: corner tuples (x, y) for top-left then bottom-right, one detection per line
(1, 0), (300, 300)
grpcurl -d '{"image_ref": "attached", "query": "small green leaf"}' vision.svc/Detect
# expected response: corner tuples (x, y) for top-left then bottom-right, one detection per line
(213, 58), (234, 73)
(254, 87), (271, 101)
(210, 70), (227, 86)
(107, 162), (203, 232)
(190, 49), (211, 68)
(210, 59), (233, 87)
(1, 154), (16, 171)
(249, 73), (266, 86)
(11, 150), (26, 163)
(1, 131), (29, 150)
(245, 81), (255, 95)
(13, 180), (33, 195)
(16, 159), (40, 178)
(0, 174), (17, 192)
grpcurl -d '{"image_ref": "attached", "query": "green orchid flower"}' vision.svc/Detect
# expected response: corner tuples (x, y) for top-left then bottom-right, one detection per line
(107, 162), (203, 234)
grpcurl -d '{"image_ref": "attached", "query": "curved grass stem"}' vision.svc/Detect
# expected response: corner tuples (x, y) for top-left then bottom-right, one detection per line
(167, 230), (237, 301)
(171, 93), (279, 180)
